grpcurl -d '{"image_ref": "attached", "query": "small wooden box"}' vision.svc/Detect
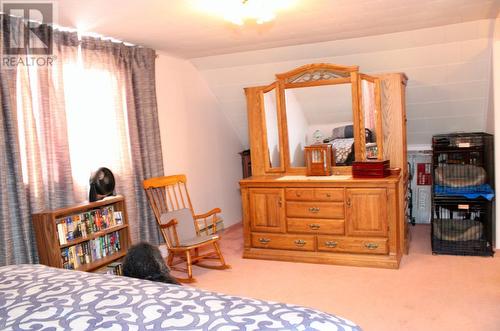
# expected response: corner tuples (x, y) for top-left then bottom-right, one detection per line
(352, 160), (390, 178)
(305, 144), (335, 176)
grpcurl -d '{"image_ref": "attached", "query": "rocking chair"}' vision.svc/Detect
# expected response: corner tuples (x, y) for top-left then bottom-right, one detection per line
(143, 174), (230, 282)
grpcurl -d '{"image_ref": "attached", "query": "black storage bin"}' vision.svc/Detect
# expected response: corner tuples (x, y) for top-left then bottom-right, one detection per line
(431, 198), (493, 256)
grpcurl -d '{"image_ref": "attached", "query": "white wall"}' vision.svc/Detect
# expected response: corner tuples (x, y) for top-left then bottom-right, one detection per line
(263, 90), (280, 167)
(155, 52), (243, 228)
(284, 90), (308, 166)
(307, 122), (353, 143)
(191, 19), (494, 150)
(493, 17), (500, 249)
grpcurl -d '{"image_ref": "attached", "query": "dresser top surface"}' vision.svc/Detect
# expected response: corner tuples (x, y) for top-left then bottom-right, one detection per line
(240, 174), (401, 186)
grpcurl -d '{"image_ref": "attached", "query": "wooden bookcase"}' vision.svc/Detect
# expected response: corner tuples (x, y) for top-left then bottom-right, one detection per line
(32, 195), (131, 272)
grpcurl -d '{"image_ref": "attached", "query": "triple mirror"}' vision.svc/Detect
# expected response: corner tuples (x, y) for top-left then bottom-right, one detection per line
(256, 63), (383, 174)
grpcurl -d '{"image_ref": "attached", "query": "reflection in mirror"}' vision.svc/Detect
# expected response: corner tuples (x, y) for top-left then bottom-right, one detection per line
(263, 88), (280, 168)
(361, 80), (378, 159)
(285, 84), (354, 167)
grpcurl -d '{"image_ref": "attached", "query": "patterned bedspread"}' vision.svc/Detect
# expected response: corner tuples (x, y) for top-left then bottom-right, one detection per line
(0, 264), (360, 331)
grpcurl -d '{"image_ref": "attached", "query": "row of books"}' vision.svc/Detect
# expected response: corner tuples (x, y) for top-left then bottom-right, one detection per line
(56, 206), (123, 245)
(61, 232), (121, 270)
(106, 262), (123, 276)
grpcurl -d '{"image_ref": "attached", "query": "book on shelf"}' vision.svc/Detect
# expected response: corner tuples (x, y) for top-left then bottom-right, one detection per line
(60, 232), (122, 270)
(57, 223), (67, 245)
(56, 205), (120, 244)
(114, 211), (123, 225)
(106, 261), (123, 275)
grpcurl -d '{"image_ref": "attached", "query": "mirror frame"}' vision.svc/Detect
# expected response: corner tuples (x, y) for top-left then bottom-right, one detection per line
(245, 63), (384, 176)
(359, 73), (384, 160)
(275, 63), (384, 173)
(244, 82), (286, 175)
(261, 82), (285, 173)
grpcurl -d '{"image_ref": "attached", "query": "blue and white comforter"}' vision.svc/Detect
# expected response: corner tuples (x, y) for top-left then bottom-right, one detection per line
(0, 264), (360, 331)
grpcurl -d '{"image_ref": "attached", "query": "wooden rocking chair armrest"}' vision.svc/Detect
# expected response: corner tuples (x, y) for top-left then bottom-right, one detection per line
(160, 218), (178, 229)
(194, 208), (221, 219)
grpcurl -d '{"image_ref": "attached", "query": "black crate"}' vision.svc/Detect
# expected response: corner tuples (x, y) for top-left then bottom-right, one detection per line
(431, 198), (493, 256)
(432, 132), (492, 151)
(432, 132), (494, 189)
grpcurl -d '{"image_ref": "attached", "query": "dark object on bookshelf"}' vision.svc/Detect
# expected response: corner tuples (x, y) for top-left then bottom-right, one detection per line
(123, 242), (180, 285)
(304, 144), (335, 176)
(239, 149), (252, 178)
(89, 167), (116, 202)
(431, 132), (494, 256)
(352, 160), (390, 178)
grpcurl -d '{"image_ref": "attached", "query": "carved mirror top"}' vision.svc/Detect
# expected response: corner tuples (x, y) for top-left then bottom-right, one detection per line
(276, 63), (359, 84)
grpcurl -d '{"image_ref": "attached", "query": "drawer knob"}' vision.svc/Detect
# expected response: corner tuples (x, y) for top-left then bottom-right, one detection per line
(296, 192), (302, 197)
(365, 243), (379, 250)
(294, 239), (306, 247)
(326, 193), (331, 197)
(308, 224), (321, 230)
(325, 241), (337, 248)
(259, 238), (271, 244)
(308, 207), (320, 213)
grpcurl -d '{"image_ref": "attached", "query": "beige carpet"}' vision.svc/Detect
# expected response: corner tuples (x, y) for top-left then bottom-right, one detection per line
(185, 223), (500, 331)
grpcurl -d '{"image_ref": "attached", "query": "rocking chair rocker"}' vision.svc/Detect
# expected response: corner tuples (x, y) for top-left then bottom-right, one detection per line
(143, 174), (230, 282)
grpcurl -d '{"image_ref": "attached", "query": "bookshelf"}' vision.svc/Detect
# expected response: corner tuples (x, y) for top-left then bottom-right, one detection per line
(32, 195), (131, 272)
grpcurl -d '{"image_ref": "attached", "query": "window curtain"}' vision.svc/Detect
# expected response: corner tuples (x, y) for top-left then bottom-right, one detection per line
(78, 36), (164, 244)
(0, 15), (163, 265)
(0, 16), (39, 265)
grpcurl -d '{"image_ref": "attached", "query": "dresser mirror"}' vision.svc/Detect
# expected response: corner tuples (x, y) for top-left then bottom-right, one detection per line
(360, 75), (383, 160)
(284, 83), (354, 167)
(277, 65), (384, 171)
(245, 63), (385, 176)
(261, 83), (284, 172)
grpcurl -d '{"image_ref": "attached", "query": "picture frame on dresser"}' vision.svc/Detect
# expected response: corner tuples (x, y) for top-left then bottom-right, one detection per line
(240, 63), (409, 268)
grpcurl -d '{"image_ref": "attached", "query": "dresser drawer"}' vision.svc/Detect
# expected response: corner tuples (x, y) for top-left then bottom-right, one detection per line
(285, 188), (344, 202)
(314, 189), (344, 201)
(286, 188), (315, 201)
(252, 233), (315, 251)
(287, 202), (344, 219)
(317, 236), (388, 254)
(287, 218), (345, 235)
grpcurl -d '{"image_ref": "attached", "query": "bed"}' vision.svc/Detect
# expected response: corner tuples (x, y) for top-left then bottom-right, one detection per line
(434, 164), (494, 200)
(323, 125), (375, 165)
(0, 264), (360, 331)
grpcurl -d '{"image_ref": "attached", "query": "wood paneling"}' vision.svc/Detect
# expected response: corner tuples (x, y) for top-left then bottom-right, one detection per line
(251, 232), (315, 251)
(317, 236), (388, 254)
(346, 188), (388, 237)
(285, 188), (344, 202)
(286, 201), (344, 219)
(287, 218), (345, 235)
(314, 188), (344, 202)
(249, 188), (285, 233)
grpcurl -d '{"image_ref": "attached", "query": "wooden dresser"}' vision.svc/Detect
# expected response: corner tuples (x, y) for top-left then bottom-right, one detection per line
(241, 175), (402, 268)
(240, 63), (408, 268)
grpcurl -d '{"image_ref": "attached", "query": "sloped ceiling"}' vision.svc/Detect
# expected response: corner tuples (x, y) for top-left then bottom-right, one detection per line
(54, 0), (499, 148)
(192, 20), (497, 148)
(56, 0), (498, 58)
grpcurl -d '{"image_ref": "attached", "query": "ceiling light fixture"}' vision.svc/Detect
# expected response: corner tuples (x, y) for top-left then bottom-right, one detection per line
(195, 0), (297, 26)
